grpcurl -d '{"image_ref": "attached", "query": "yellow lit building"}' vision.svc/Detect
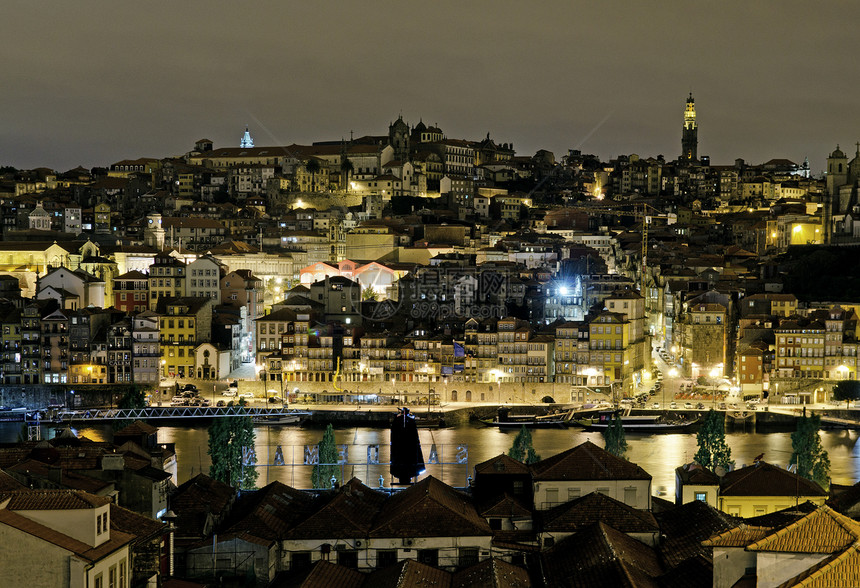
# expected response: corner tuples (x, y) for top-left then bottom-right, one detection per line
(774, 319), (826, 380)
(587, 311), (631, 391)
(69, 363), (107, 385)
(158, 298), (212, 380)
(717, 461), (827, 518)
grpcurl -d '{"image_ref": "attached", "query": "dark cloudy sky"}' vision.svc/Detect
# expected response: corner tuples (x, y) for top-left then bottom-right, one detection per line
(2, 1), (857, 174)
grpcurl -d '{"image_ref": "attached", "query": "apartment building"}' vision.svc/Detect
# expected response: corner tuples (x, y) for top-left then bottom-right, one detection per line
(148, 253), (186, 311)
(158, 298), (213, 379)
(113, 270), (149, 314)
(132, 310), (160, 385)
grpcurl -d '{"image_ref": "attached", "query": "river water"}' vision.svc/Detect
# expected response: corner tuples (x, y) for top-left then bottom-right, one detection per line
(5, 422), (860, 497)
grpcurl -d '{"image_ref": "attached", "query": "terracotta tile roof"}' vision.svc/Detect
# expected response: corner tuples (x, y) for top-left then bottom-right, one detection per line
(109, 503), (166, 540)
(827, 481), (860, 515)
(650, 495), (676, 514)
(702, 524), (772, 548)
(364, 558), (452, 587)
(490, 530), (541, 552)
(115, 270), (150, 280)
(675, 462), (720, 486)
(220, 480), (315, 544)
(7, 459), (114, 494)
(171, 473), (236, 537)
(287, 560), (364, 588)
(0, 488), (110, 510)
(478, 493), (532, 519)
(369, 476), (492, 538)
(474, 453), (531, 476)
(530, 440), (651, 482)
(719, 461), (826, 498)
(452, 557), (531, 588)
(475, 453), (529, 475)
(0, 470), (26, 491)
(0, 508), (133, 563)
(541, 522), (662, 587)
(656, 499), (739, 567)
(540, 491), (658, 534)
(113, 420), (158, 436)
(776, 542), (860, 588)
(656, 554), (714, 588)
(743, 501), (818, 528)
(746, 506), (860, 554)
(283, 478), (386, 540)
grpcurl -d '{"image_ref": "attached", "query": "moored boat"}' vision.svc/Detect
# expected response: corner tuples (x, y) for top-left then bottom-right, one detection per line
(479, 407), (573, 429)
(252, 412), (307, 426)
(572, 409), (698, 433)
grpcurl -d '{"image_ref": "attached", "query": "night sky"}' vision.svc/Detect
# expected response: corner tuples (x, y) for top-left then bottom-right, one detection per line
(2, 1), (857, 173)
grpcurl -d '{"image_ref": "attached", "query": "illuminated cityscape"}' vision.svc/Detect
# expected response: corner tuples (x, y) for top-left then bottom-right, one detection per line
(2, 3), (859, 587)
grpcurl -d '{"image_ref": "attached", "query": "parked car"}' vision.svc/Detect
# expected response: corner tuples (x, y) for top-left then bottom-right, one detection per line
(182, 383), (198, 393)
(669, 402), (678, 410)
(684, 402), (693, 409)
(652, 402), (660, 409)
(696, 402), (705, 410)
(238, 391), (254, 399)
(221, 389), (237, 397)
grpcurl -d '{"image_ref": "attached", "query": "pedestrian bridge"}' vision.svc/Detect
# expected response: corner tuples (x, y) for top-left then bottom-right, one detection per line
(52, 406), (307, 422)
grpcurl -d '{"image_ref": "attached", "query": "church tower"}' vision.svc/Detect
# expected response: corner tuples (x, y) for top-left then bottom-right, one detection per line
(144, 213), (165, 250)
(388, 115), (410, 161)
(681, 93), (698, 163)
(240, 126), (255, 148)
(824, 145), (848, 244)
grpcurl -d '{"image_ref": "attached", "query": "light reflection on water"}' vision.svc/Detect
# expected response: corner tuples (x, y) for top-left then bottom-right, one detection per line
(7, 423), (860, 497)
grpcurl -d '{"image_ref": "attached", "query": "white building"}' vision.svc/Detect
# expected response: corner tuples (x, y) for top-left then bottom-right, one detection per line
(186, 255), (224, 303)
(132, 310), (161, 386)
(0, 490), (133, 588)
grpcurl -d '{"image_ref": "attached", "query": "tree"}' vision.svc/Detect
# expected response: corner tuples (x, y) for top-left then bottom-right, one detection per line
(305, 158), (321, 192)
(791, 414), (830, 489)
(113, 385), (147, 431)
(118, 385), (145, 409)
(832, 380), (860, 408)
(361, 286), (378, 301)
(603, 415), (627, 458)
(311, 423), (341, 489)
(508, 425), (541, 464)
(694, 410), (733, 472)
(208, 400), (258, 490)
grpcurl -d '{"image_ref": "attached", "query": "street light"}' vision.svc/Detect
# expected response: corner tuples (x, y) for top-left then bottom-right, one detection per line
(710, 367), (721, 409)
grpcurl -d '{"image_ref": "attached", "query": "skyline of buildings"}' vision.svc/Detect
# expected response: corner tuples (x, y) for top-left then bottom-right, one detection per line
(0, 94), (858, 411)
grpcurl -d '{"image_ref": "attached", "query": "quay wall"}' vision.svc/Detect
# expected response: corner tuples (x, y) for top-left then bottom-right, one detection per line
(238, 379), (604, 406)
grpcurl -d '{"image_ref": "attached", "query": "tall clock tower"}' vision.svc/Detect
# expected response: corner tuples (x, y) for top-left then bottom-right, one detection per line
(681, 93), (698, 163)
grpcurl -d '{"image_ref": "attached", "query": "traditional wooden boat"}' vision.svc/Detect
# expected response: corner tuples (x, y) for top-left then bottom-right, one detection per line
(414, 415), (448, 428)
(479, 408), (573, 429)
(572, 409), (699, 433)
(252, 412), (307, 426)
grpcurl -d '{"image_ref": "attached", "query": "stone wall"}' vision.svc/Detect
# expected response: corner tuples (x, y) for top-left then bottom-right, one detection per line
(273, 192), (363, 211)
(241, 379), (611, 406)
(767, 378), (830, 404)
(0, 384), (137, 409)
